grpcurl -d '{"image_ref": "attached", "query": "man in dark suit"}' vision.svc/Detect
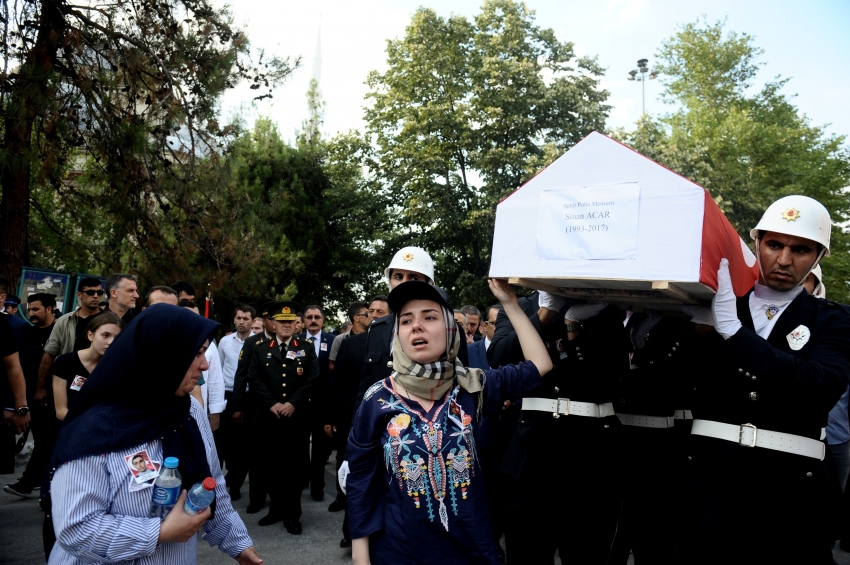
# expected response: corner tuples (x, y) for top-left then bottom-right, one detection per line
(244, 301), (319, 534)
(297, 304), (335, 501)
(467, 308), (494, 371)
(325, 330), (368, 547)
(230, 301), (279, 513)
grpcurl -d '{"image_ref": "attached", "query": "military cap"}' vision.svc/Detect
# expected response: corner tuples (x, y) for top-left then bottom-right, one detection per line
(272, 301), (301, 322)
(3, 294), (20, 306)
(259, 301), (281, 320)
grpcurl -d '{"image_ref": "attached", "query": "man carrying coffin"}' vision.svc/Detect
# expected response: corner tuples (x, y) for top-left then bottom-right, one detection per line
(684, 195), (850, 564)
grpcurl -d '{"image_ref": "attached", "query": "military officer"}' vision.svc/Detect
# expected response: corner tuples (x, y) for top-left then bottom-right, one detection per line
(244, 301), (319, 534)
(683, 195), (850, 564)
(230, 301), (279, 513)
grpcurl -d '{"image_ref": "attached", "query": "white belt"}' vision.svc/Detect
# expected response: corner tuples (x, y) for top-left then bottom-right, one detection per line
(691, 419), (825, 460)
(617, 413), (675, 429)
(522, 397), (615, 419)
(674, 409), (693, 420)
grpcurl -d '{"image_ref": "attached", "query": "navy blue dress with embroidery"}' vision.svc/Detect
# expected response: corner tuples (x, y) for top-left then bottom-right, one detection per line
(347, 360), (541, 565)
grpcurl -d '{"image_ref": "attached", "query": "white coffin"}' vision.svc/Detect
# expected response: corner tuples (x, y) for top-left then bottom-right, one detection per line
(489, 132), (759, 310)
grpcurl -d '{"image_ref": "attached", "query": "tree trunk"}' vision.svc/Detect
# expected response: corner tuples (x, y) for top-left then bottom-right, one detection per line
(0, 0), (64, 284)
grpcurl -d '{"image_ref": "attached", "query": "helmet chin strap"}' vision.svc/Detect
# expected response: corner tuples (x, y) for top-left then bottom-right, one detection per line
(755, 237), (826, 290)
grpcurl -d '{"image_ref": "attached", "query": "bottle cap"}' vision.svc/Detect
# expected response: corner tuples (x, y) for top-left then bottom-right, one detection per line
(164, 457), (179, 469)
(202, 477), (216, 491)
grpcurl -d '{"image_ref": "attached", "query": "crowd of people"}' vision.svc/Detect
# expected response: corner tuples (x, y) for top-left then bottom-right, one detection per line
(1, 193), (850, 565)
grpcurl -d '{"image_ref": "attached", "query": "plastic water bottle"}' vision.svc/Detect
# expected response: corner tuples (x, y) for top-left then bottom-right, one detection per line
(184, 477), (216, 515)
(149, 457), (181, 520)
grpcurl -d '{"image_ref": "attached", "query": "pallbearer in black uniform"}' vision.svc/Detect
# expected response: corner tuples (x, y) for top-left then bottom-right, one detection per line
(683, 195), (850, 565)
(244, 301), (319, 534)
(493, 291), (630, 565)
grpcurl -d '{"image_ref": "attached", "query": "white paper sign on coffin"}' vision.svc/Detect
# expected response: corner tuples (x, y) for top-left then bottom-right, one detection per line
(535, 183), (640, 260)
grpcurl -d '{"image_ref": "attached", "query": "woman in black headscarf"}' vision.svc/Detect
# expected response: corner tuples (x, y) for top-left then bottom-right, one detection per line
(46, 304), (262, 565)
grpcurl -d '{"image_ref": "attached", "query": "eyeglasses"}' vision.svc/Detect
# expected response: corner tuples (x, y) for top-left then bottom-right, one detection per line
(305, 315), (323, 320)
(81, 289), (105, 296)
(355, 312), (369, 318)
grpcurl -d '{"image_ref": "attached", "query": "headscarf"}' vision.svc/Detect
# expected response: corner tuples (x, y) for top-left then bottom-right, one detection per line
(48, 304), (220, 500)
(391, 303), (484, 403)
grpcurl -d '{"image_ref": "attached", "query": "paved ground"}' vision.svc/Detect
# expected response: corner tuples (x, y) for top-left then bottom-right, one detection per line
(4, 441), (850, 564)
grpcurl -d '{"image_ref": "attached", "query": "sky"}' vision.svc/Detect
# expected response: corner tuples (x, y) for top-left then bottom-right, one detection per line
(215, 0), (850, 146)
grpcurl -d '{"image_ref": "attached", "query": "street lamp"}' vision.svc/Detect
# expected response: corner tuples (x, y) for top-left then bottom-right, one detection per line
(626, 58), (658, 116)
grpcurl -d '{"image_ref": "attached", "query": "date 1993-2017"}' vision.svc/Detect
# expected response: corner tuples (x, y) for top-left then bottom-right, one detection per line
(566, 224), (609, 234)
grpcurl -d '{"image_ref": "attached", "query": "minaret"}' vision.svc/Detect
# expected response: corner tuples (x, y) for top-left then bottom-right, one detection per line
(305, 21), (323, 142)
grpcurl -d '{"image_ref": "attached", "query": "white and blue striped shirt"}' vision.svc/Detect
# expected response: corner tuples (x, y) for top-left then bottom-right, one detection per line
(48, 398), (253, 564)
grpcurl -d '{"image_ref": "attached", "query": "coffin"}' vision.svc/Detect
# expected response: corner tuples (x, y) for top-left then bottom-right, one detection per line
(489, 132), (759, 310)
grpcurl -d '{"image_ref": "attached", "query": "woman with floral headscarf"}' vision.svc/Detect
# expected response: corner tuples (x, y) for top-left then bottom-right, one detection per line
(346, 279), (553, 565)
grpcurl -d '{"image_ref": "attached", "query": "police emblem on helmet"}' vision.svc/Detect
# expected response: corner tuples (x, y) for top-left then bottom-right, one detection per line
(402, 253), (414, 262)
(781, 208), (800, 221)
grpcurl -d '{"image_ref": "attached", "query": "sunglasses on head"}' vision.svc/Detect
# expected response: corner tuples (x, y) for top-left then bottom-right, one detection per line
(81, 289), (105, 296)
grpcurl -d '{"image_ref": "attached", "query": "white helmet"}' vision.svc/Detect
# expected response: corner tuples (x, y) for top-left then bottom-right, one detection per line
(384, 246), (435, 284)
(749, 195), (831, 256)
(811, 264), (826, 299)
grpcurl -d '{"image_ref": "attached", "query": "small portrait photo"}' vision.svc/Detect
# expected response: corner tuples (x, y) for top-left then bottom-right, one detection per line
(70, 375), (87, 391)
(124, 450), (159, 483)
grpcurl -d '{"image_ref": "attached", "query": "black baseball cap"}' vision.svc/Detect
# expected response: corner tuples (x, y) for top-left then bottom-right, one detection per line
(388, 281), (453, 314)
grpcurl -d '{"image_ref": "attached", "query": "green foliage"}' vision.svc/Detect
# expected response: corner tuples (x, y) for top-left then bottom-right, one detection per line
(364, 0), (610, 308)
(1, 0), (297, 284)
(614, 19), (850, 301)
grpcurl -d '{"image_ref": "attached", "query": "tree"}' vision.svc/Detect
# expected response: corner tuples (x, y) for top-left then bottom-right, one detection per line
(0, 0), (296, 284)
(615, 19), (850, 301)
(218, 113), (392, 313)
(364, 0), (610, 306)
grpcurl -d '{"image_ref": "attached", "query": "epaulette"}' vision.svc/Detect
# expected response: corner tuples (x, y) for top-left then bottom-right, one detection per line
(256, 338), (264, 345)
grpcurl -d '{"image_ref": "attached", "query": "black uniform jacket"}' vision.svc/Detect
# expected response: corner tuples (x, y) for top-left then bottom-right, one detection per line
(617, 315), (706, 417)
(230, 332), (266, 413)
(354, 314), (469, 411)
(325, 331), (367, 430)
(500, 304), (630, 481)
(243, 335), (320, 415)
(694, 289), (850, 440)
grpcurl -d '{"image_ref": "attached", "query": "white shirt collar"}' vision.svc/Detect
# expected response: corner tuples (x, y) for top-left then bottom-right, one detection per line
(749, 282), (804, 339)
(484, 336), (491, 350)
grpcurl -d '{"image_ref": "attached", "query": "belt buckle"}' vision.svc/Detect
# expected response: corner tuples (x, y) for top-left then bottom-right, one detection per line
(738, 423), (757, 448)
(552, 398), (569, 419)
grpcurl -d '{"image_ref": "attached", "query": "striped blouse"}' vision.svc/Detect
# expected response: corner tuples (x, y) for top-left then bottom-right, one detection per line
(48, 398), (253, 564)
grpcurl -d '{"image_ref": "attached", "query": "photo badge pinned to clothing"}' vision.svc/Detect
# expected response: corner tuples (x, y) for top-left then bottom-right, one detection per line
(320, 342), (328, 352)
(124, 449), (160, 484)
(787, 325), (811, 351)
(286, 350), (297, 360)
(448, 398), (472, 429)
(128, 460), (161, 492)
(70, 375), (87, 391)
(297, 367), (303, 376)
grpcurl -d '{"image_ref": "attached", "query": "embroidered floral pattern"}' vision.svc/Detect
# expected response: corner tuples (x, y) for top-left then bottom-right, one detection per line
(378, 382), (477, 532)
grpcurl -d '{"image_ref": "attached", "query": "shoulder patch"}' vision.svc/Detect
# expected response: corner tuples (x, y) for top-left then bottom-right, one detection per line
(364, 380), (385, 401)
